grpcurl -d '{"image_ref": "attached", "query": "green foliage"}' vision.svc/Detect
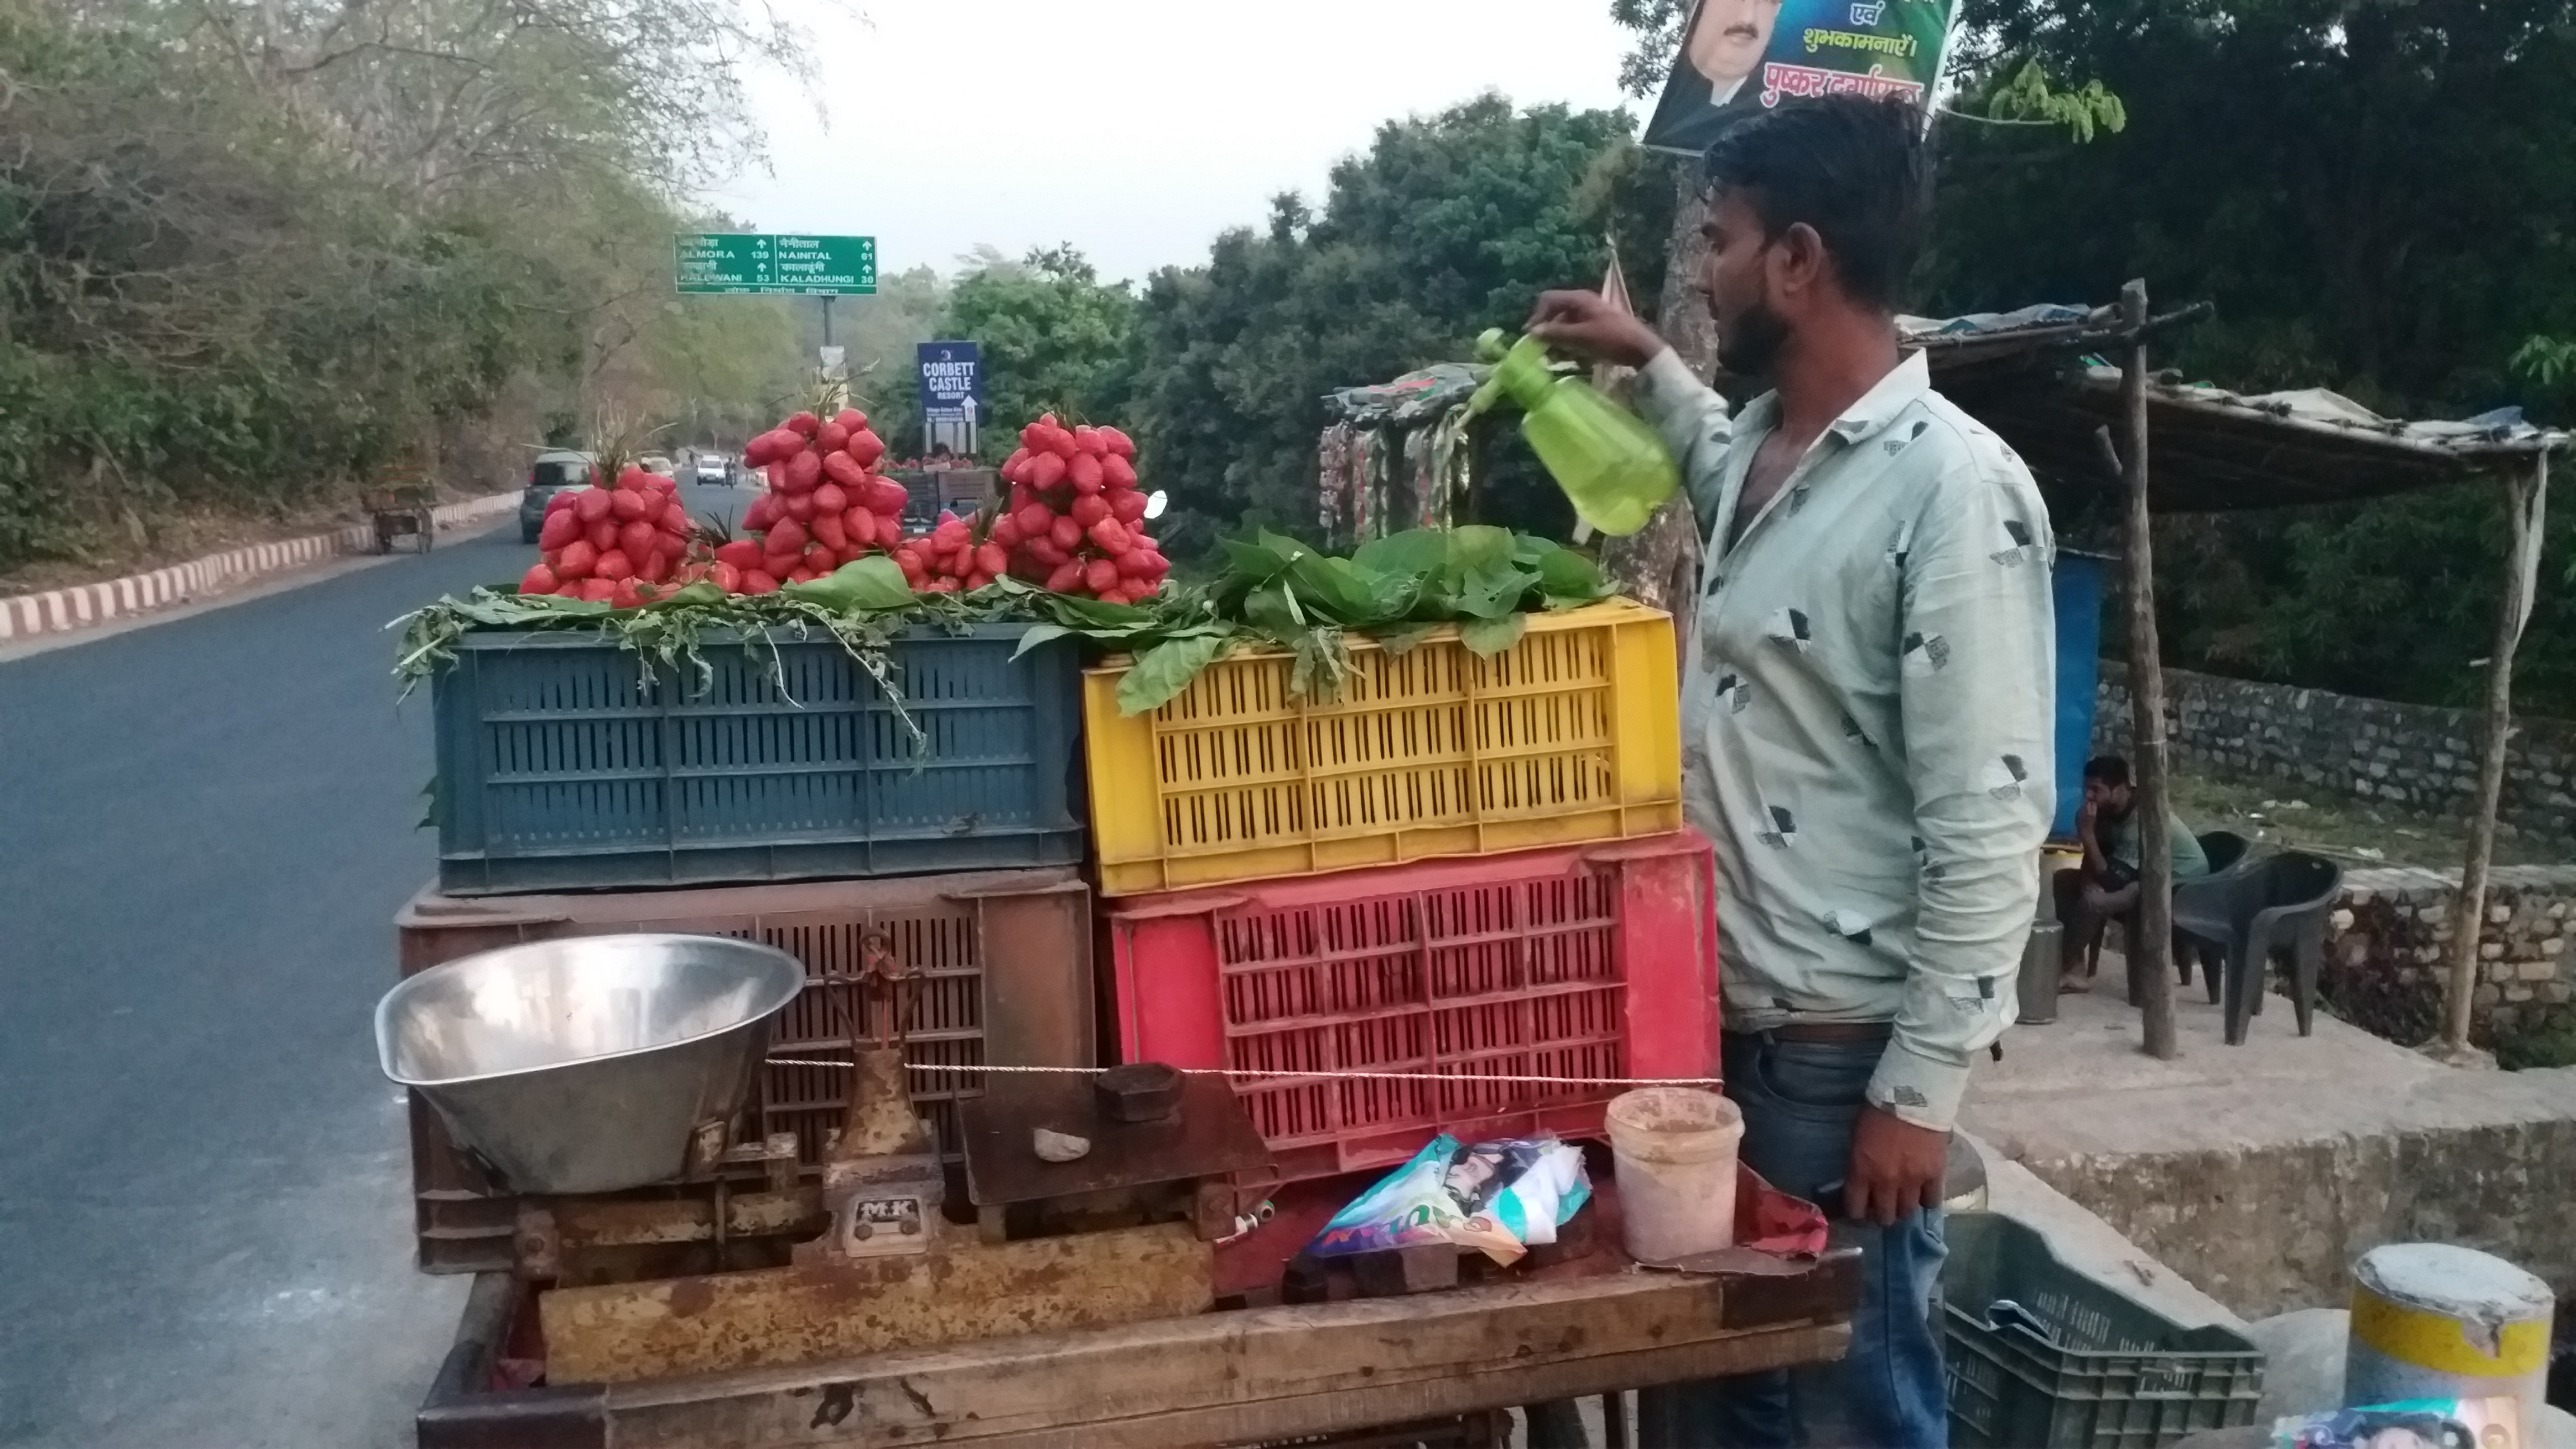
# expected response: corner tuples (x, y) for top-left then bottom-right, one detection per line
(0, 0), (803, 570)
(1125, 95), (1669, 543)
(1970, 59), (2128, 143)
(1924, 0), (2576, 717)
(941, 248), (1138, 448)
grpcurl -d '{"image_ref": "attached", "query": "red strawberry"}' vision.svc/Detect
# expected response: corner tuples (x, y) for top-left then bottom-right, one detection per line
(577, 577), (619, 603)
(618, 518), (658, 560)
(574, 486), (614, 523)
(812, 482), (848, 517)
(648, 474), (679, 496)
(868, 478), (910, 514)
(1015, 502), (1055, 539)
(741, 570), (780, 595)
(1026, 452), (1067, 490)
(1040, 424), (1078, 460)
(893, 548), (926, 583)
(617, 465), (654, 491)
(832, 408), (864, 433)
(712, 561), (742, 593)
(545, 490), (578, 515)
(782, 450), (822, 493)
(520, 563), (560, 595)
(1049, 515), (1083, 552)
(812, 512), (848, 551)
(538, 509), (582, 551)
(821, 451), (866, 490)
(817, 421), (851, 453)
(1069, 494), (1111, 528)
(1117, 548), (1163, 579)
(660, 503), (692, 534)
(594, 548), (633, 581)
(989, 514), (1022, 548)
(974, 541), (1009, 577)
(768, 517), (809, 554)
(1001, 447), (1033, 483)
(1087, 517), (1131, 555)
(714, 540), (763, 570)
(925, 576), (959, 593)
(556, 539), (599, 579)
(639, 549), (673, 584)
(783, 491), (817, 522)
(846, 508), (878, 548)
(1102, 454), (1139, 490)
(1043, 559), (1085, 593)
(1072, 424), (1106, 457)
(1067, 453), (1104, 494)
(846, 429), (887, 467)
(1023, 535), (1069, 567)
(1084, 557), (1120, 594)
(1110, 490), (1148, 524)
(587, 518), (620, 554)
(1101, 426), (1137, 458)
(609, 578), (645, 609)
(783, 410), (821, 438)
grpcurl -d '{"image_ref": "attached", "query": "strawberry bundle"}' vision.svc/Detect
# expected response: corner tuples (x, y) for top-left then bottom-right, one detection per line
(894, 508), (1008, 593)
(991, 413), (1168, 603)
(523, 464), (698, 607)
(713, 407), (905, 594)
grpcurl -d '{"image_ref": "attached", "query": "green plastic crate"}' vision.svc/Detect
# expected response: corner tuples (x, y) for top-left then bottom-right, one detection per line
(1944, 1213), (2266, 1449)
(430, 622), (1083, 894)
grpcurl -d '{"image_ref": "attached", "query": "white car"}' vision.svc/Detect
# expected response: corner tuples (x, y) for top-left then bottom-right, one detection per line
(693, 452), (736, 486)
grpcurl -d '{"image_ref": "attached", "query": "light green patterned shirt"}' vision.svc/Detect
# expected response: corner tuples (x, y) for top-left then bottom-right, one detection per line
(1632, 347), (2057, 1132)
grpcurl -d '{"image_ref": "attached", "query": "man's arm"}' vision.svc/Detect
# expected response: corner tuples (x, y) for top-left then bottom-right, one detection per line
(1871, 448), (2058, 1135)
(1527, 291), (1733, 522)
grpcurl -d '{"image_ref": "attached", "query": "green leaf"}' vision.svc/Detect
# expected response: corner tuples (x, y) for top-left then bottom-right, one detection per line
(1243, 581), (1306, 637)
(1011, 622), (1075, 659)
(1453, 559), (1538, 618)
(1516, 536), (1608, 599)
(1116, 634), (1232, 715)
(783, 556), (915, 612)
(1353, 528), (1449, 579)
(1456, 613), (1527, 657)
(643, 580), (726, 609)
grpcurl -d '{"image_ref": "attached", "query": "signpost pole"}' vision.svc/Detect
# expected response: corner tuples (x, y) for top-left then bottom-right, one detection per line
(821, 296), (835, 351)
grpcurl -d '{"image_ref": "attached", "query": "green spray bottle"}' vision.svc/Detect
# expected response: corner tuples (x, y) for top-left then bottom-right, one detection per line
(1465, 328), (1679, 536)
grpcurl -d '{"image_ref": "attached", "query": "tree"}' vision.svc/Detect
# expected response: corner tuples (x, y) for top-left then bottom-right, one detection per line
(1127, 94), (1671, 542)
(941, 248), (1138, 451)
(1926, 0), (2576, 716)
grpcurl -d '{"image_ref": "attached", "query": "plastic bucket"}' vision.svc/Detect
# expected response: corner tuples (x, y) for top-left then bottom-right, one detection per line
(1606, 1087), (1744, 1265)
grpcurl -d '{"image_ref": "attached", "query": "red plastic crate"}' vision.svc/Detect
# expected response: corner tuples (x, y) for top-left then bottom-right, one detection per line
(1106, 831), (1719, 1182)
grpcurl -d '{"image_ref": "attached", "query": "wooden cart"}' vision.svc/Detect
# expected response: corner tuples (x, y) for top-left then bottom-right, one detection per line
(416, 1238), (1855, 1448)
(368, 484), (438, 553)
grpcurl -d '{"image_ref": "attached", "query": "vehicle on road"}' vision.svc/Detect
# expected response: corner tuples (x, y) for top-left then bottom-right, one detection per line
(693, 451), (735, 486)
(640, 454), (675, 477)
(517, 451), (594, 542)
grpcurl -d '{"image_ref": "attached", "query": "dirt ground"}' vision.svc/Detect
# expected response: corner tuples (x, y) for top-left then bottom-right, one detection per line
(2165, 765), (2560, 869)
(0, 481), (510, 599)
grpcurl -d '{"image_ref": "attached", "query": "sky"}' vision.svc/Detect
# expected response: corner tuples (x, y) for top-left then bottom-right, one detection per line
(705, 0), (1647, 286)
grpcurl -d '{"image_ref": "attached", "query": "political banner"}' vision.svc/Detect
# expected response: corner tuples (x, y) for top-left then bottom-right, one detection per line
(1641, 0), (1956, 157)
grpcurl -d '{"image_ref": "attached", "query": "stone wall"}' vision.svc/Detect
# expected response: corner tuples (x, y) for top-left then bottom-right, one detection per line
(2095, 661), (2576, 847)
(2325, 865), (2576, 1049)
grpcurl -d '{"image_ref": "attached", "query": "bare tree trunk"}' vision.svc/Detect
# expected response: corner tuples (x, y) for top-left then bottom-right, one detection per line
(2439, 457), (2546, 1061)
(2116, 280), (2179, 1060)
(1600, 163), (1708, 661)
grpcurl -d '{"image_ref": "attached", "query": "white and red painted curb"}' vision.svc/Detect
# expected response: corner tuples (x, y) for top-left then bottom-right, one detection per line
(0, 492), (518, 644)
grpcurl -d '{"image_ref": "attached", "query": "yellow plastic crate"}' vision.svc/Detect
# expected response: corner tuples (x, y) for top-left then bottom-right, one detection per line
(1083, 598), (1682, 894)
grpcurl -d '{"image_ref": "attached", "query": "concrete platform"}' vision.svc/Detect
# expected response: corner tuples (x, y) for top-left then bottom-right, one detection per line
(1960, 970), (2576, 1316)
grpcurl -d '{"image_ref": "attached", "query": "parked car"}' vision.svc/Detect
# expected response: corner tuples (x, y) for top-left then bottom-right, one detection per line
(640, 453), (675, 477)
(693, 451), (735, 486)
(518, 451), (594, 542)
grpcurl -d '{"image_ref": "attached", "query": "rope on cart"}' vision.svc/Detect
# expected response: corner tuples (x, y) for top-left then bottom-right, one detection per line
(765, 1059), (1723, 1087)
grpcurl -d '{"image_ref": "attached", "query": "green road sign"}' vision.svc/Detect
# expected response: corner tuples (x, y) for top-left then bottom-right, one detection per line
(675, 233), (877, 296)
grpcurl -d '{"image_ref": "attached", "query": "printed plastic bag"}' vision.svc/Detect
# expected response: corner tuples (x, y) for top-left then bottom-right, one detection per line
(1305, 1133), (1591, 1267)
(2271, 1396), (2520, 1449)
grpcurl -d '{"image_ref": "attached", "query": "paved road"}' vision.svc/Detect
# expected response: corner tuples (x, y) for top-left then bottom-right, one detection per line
(0, 487), (752, 1448)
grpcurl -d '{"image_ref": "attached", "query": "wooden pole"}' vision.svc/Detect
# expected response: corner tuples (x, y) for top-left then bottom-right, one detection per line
(2118, 278), (2179, 1060)
(2439, 454), (2546, 1058)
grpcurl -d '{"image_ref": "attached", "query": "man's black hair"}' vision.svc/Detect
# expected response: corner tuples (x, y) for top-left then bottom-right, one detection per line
(2085, 756), (2132, 787)
(1701, 96), (1930, 311)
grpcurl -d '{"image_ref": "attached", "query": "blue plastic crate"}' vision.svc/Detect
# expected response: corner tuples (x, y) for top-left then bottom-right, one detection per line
(430, 622), (1085, 894)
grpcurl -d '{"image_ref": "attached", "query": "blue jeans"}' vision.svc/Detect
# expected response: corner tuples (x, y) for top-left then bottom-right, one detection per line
(1632, 1033), (1949, 1449)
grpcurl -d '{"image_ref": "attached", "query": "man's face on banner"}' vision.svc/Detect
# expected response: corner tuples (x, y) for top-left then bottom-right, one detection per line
(1688, 0), (1786, 88)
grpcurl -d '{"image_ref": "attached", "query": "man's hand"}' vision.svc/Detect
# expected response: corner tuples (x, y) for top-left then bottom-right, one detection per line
(1526, 290), (1667, 371)
(1845, 1104), (1949, 1225)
